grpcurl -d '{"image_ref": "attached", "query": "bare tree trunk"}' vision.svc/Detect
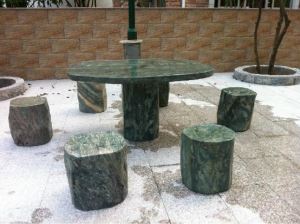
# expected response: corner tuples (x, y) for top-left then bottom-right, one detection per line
(268, 0), (291, 75)
(254, 0), (263, 74)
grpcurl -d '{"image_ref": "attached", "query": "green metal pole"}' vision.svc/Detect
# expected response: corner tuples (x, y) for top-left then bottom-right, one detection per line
(128, 0), (137, 40)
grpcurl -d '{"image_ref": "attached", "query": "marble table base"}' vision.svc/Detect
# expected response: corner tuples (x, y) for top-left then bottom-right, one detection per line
(159, 82), (169, 107)
(122, 82), (159, 141)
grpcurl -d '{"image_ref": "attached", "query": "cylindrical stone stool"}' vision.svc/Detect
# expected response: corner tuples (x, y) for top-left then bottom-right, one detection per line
(9, 96), (53, 146)
(77, 81), (107, 113)
(181, 124), (235, 194)
(217, 87), (257, 132)
(159, 82), (169, 107)
(64, 131), (128, 211)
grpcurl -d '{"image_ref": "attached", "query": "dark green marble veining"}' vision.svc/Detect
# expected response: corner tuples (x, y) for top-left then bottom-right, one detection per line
(217, 87), (257, 132)
(68, 59), (214, 84)
(9, 96), (53, 146)
(77, 81), (107, 113)
(181, 124), (235, 194)
(122, 82), (159, 141)
(64, 131), (128, 211)
(159, 82), (169, 107)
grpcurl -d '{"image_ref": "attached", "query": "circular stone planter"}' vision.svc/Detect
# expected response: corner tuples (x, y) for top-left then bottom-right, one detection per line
(0, 76), (27, 101)
(233, 65), (300, 86)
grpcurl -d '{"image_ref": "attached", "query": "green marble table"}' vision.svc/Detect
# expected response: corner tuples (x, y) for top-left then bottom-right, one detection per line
(68, 59), (214, 141)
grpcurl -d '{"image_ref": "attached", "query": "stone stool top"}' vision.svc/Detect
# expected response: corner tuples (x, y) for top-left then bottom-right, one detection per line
(182, 124), (235, 143)
(65, 132), (126, 158)
(10, 96), (46, 108)
(221, 87), (257, 97)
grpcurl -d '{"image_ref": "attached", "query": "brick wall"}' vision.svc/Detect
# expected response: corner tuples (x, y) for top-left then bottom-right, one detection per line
(113, 0), (209, 8)
(0, 8), (299, 80)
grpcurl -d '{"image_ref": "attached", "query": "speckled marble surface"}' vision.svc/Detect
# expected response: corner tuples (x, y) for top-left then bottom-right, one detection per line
(64, 131), (127, 211)
(65, 131), (126, 157)
(0, 74), (299, 223)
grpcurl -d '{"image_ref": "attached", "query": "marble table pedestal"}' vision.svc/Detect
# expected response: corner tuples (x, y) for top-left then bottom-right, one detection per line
(122, 82), (159, 141)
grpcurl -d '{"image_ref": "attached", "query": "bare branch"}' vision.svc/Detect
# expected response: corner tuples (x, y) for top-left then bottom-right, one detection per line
(254, 0), (263, 74)
(268, 0), (291, 74)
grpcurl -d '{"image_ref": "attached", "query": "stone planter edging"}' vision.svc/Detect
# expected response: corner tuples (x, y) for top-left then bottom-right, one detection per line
(0, 76), (27, 101)
(233, 65), (300, 86)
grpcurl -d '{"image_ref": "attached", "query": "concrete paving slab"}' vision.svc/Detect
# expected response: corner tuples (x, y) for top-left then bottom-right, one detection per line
(170, 83), (215, 104)
(257, 136), (300, 165)
(190, 85), (221, 105)
(250, 112), (290, 137)
(234, 131), (282, 159)
(26, 80), (77, 106)
(273, 119), (300, 136)
(152, 165), (239, 224)
(221, 184), (300, 224)
(241, 157), (300, 189)
(231, 157), (258, 187)
(145, 146), (180, 167)
(0, 151), (52, 223)
(271, 179), (300, 213)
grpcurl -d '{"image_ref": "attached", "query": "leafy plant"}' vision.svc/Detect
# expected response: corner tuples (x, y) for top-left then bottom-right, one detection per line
(64, 0), (97, 7)
(3, 0), (98, 7)
(5, 0), (29, 7)
(254, 0), (291, 74)
(30, 0), (62, 7)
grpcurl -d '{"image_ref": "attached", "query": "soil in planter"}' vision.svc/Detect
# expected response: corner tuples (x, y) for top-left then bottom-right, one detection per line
(244, 66), (296, 75)
(0, 78), (16, 88)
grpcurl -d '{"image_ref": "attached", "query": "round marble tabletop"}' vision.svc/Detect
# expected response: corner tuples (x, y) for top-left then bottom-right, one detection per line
(68, 59), (214, 84)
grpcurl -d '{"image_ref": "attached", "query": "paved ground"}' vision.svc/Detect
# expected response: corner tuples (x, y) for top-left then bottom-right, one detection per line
(0, 73), (299, 224)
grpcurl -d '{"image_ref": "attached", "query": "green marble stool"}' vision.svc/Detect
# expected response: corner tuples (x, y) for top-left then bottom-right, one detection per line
(9, 96), (53, 146)
(64, 132), (128, 211)
(77, 81), (107, 113)
(217, 87), (257, 132)
(181, 124), (235, 194)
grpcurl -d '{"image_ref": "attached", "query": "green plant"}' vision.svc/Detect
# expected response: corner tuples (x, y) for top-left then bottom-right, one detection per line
(4, 0), (98, 7)
(64, 0), (97, 7)
(30, 0), (62, 7)
(5, 0), (29, 7)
